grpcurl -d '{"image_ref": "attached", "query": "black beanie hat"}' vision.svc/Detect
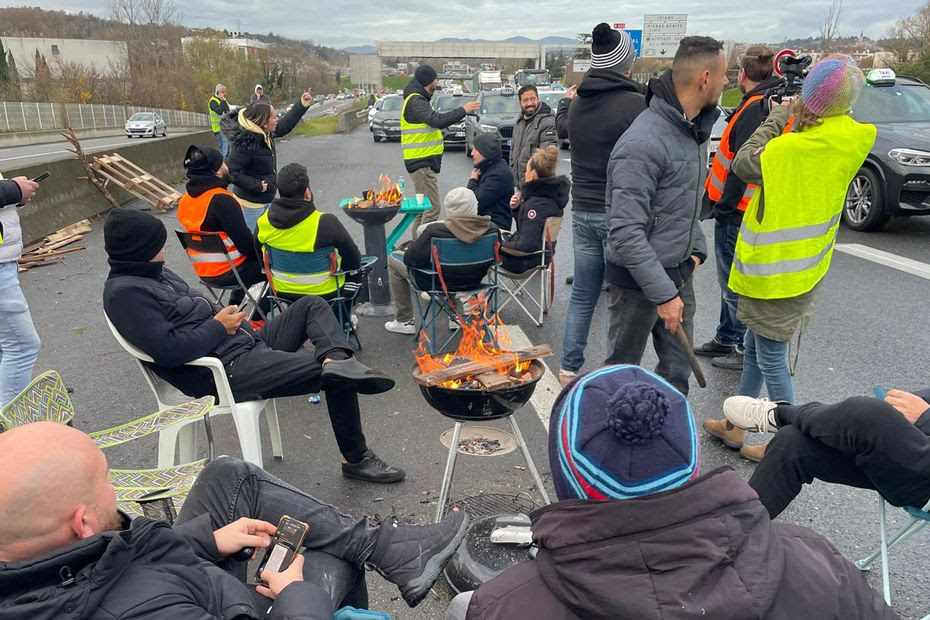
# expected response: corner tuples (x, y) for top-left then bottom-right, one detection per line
(473, 132), (502, 160)
(415, 65), (438, 87)
(104, 208), (168, 263)
(184, 145), (224, 177)
(277, 163), (311, 198)
(591, 23), (635, 71)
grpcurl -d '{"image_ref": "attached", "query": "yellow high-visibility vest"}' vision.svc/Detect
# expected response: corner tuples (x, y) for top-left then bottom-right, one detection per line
(400, 93), (444, 161)
(208, 96), (223, 133)
(257, 210), (343, 297)
(729, 114), (875, 299)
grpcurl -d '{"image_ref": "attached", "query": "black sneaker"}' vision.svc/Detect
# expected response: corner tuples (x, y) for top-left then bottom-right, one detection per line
(367, 510), (469, 607)
(694, 339), (737, 357)
(322, 358), (395, 395)
(712, 351), (744, 370)
(342, 450), (406, 483)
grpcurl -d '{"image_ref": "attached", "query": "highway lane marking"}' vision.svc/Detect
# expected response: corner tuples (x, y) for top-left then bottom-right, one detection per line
(0, 134), (196, 164)
(500, 325), (560, 432)
(835, 243), (930, 280)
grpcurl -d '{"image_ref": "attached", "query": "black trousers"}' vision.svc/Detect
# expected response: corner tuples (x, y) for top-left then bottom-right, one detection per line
(749, 393), (930, 518)
(225, 295), (368, 462)
(202, 258), (266, 306)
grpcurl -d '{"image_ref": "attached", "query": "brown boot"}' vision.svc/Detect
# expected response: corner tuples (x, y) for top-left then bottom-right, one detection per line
(739, 443), (768, 463)
(702, 418), (745, 450)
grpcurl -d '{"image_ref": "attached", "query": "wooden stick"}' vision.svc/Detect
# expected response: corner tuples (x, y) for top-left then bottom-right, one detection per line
(20, 246), (85, 262)
(61, 128), (120, 209)
(474, 372), (512, 390)
(414, 344), (551, 386)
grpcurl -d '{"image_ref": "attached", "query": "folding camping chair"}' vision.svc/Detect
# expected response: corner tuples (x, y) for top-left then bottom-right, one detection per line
(409, 232), (500, 355)
(498, 217), (562, 327)
(175, 230), (267, 321)
(262, 246), (377, 350)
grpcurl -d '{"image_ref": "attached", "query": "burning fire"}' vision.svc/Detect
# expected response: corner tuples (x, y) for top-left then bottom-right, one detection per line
(415, 294), (532, 389)
(347, 174), (403, 208)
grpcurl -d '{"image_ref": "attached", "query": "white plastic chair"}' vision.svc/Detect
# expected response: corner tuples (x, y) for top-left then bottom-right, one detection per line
(104, 313), (283, 469)
(855, 494), (930, 605)
(498, 217), (561, 327)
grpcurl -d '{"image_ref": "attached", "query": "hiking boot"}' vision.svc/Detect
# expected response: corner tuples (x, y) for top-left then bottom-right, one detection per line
(385, 319), (416, 335)
(740, 443), (768, 463)
(694, 339), (737, 357)
(367, 510), (469, 607)
(711, 350), (744, 370)
(342, 450), (406, 483)
(322, 358), (395, 395)
(724, 396), (779, 434)
(702, 418), (745, 449)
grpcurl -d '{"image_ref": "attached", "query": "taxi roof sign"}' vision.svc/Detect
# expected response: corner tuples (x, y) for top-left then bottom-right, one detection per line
(867, 68), (896, 85)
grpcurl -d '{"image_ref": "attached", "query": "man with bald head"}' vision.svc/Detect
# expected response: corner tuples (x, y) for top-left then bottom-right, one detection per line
(0, 423), (467, 618)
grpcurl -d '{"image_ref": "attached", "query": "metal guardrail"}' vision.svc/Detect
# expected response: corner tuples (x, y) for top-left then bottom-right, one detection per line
(0, 101), (210, 133)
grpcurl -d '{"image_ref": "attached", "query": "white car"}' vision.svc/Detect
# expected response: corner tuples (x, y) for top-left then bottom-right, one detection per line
(125, 112), (167, 138)
(368, 98), (382, 127)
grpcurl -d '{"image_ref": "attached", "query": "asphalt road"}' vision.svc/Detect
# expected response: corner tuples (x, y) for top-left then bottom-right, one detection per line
(19, 124), (930, 619)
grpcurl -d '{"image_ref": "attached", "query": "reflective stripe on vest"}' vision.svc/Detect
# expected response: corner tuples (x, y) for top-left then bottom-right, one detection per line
(705, 95), (765, 211)
(256, 209), (344, 296)
(400, 93), (444, 161)
(208, 96), (222, 133)
(728, 114), (876, 299)
(177, 187), (247, 278)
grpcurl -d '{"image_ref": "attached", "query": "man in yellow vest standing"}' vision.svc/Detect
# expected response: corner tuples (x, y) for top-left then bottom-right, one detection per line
(208, 84), (230, 158)
(402, 65), (480, 236)
(696, 46), (780, 376)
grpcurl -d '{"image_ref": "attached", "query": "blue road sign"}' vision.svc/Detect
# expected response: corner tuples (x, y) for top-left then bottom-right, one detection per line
(623, 30), (643, 58)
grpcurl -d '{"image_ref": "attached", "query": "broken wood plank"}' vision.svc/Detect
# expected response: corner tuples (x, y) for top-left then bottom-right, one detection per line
(474, 372), (512, 390)
(20, 246), (86, 262)
(414, 344), (551, 386)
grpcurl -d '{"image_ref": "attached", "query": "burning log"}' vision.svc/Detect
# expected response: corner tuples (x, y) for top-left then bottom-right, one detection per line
(415, 345), (551, 388)
(345, 174), (403, 208)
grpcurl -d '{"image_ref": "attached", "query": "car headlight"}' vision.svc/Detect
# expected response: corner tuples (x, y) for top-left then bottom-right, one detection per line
(479, 124), (499, 133)
(889, 148), (930, 166)
(449, 123), (464, 131)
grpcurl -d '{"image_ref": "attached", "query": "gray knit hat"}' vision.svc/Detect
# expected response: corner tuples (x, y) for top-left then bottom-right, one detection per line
(444, 187), (478, 218)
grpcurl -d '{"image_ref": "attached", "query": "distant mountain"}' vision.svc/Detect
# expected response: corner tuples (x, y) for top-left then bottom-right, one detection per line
(344, 45), (376, 54)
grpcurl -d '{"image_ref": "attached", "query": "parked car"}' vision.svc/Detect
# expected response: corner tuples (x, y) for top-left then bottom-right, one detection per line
(313, 94), (325, 104)
(368, 98), (382, 127)
(463, 90), (521, 161)
(125, 112), (167, 138)
(432, 93), (477, 148)
(336, 93), (347, 100)
(370, 94), (403, 142)
(844, 69), (930, 231)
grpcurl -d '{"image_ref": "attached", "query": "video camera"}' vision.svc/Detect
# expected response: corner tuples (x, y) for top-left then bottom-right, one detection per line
(766, 55), (813, 105)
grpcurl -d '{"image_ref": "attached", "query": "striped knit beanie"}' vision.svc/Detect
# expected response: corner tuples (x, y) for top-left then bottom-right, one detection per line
(549, 365), (699, 501)
(800, 54), (865, 118)
(590, 23), (635, 72)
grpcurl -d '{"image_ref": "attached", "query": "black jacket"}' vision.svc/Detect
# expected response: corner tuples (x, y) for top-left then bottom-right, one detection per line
(404, 216), (500, 291)
(503, 176), (569, 255)
(103, 259), (259, 397)
(704, 76), (783, 223)
(0, 179), (21, 206)
(467, 467), (898, 620)
(401, 80), (467, 174)
(0, 514), (332, 619)
(467, 155), (515, 230)
(555, 70), (646, 213)
(221, 97), (309, 204)
(183, 173), (256, 260)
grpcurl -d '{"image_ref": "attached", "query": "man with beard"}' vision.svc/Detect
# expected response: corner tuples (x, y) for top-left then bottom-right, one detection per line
(603, 36), (727, 396)
(510, 85), (557, 190)
(176, 145), (265, 306)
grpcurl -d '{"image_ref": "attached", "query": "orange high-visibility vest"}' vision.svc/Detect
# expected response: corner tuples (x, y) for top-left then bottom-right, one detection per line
(706, 95), (766, 212)
(177, 187), (246, 278)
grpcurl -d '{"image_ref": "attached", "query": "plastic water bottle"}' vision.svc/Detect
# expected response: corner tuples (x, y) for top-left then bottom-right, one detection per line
(397, 177), (406, 199)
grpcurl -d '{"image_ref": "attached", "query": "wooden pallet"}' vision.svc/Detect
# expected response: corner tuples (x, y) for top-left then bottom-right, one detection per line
(91, 153), (181, 212)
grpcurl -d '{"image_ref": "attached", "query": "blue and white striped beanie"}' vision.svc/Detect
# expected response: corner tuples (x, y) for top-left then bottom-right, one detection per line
(590, 23), (636, 72)
(548, 365), (699, 501)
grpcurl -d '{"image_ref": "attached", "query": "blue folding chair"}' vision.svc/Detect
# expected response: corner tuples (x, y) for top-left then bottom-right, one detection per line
(263, 246), (376, 350)
(409, 232), (500, 355)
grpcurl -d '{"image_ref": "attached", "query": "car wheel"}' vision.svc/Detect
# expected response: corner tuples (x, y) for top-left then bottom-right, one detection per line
(373, 132), (379, 143)
(843, 167), (889, 232)
(162, 127), (168, 136)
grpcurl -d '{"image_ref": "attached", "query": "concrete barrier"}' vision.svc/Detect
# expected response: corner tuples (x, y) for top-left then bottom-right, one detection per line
(0, 126), (207, 149)
(5, 130), (213, 243)
(338, 106), (368, 133)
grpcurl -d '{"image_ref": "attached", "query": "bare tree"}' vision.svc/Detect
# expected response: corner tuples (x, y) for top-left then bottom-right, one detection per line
(106, 0), (176, 25)
(886, 1), (930, 63)
(820, 0), (843, 52)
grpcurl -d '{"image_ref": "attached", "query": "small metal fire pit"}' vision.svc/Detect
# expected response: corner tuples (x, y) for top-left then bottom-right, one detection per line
(342, 203), (401, 226)
(413, 360), (545, 422)
(340, 202), (402, 315)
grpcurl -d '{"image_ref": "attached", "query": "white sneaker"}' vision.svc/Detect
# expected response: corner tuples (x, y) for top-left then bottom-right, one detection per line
(448, 318), (460, 331)
(384, 319), (416, 335)
(723, 396), (779, 434)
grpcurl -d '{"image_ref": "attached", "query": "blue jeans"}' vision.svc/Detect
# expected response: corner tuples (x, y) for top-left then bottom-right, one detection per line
(738, 329), (795, 403)
(241, 203), (270, 233)
(560, 210), (607, 373)
(0, 262), (41, 406)
(713, 217), (745, 346)
(214, 131), (230, 158)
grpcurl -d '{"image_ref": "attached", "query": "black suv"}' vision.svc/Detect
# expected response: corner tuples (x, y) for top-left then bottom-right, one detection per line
(463, 89), (521, 162)
(432, 93), (477, 148)
(845, 69), (930, 231)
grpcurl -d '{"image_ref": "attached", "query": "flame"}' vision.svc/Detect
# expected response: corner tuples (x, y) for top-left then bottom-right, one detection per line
(346, 176), (402, 209)
(414, 294), (532, 388)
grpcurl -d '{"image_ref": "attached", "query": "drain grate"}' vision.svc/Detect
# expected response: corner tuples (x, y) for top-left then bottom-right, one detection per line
(448, 492), (539, 520)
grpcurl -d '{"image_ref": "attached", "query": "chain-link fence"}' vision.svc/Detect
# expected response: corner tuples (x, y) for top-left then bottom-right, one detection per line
(0, 101), (210, 133)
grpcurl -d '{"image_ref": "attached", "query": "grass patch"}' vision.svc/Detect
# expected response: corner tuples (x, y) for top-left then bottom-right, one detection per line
(293, 115), (341, 137)
(721, 88), (743, 108)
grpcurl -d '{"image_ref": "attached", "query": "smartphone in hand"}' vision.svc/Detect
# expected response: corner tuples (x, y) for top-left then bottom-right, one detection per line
(254, 515), (309, 584)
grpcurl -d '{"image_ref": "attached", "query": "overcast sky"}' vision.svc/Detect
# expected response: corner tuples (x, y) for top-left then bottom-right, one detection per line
(14, 0), (925, 48)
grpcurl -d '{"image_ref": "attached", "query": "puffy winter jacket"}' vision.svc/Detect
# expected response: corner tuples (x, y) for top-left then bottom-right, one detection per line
(467, 155), (515, 231)
(0, 514), (333, 619)
(604, 72), (713, 304)
(467, 467), (899, 620)
(221, 97), (309, 204)
(0, 175), (24, 263)
(510, 102), (557, 189)
(503, 175), (569, 255)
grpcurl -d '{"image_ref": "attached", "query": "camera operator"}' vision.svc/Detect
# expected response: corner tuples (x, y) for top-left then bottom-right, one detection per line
(704, 55), (876, 460)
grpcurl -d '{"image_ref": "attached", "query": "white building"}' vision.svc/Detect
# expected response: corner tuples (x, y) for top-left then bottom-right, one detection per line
(0, 37), (128, 78)
(180, 36), (269, 61)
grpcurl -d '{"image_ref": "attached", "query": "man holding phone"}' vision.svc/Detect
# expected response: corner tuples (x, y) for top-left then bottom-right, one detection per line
(0, 172), (41, 406)
(0, 423), (469, 617)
